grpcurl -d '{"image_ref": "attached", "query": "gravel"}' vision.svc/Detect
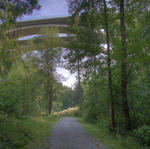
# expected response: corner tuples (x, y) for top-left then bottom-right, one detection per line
(49, 117), (109, 149)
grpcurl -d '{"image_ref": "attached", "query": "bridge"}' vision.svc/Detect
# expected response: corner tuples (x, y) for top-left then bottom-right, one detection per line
(8, 16), (106, 54)
(8, 17), (70, 40)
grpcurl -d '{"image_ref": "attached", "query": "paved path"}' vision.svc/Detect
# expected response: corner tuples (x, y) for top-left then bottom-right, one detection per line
(50, 117), (108, 149)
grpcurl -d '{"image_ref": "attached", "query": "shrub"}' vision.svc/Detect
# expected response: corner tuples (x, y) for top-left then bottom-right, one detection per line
(73, 109), (81, 117)
(0, 112), (32, 149)
(132, 125), (150, 146)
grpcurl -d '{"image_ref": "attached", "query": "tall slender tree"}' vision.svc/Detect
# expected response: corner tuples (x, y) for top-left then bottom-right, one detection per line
(103, 0), (115, 131)
(120, 0), (131, 130)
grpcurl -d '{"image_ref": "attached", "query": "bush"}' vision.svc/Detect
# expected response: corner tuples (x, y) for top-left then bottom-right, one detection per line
(73, 109), (81, 117)
(132, 125), (150, 146)
(0, 112), (32, 149)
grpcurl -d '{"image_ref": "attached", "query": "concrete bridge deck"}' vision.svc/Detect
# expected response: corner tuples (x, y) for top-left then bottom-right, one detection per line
(8, 17), (70, 39)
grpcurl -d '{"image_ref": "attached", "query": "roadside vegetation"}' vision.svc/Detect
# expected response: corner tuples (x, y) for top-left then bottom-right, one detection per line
(77, 117), (145, 149)
(25, 116), (59, 149)
(65, 0), (150, 148)
(0, 1), (71, 149)
(0, 114), (59, 149)
(1, 0), (150, 149)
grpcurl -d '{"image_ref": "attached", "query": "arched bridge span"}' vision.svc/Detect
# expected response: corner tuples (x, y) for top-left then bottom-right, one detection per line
(9, 17), (70, 39)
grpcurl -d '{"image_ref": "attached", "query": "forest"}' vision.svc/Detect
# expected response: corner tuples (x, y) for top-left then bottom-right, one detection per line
(0, 0), (150, 149)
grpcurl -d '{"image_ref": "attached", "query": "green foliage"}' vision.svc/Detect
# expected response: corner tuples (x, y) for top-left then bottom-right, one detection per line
(132, 125), (150, 146)
(25, 116), (60, 149)
(58, 87), (74, 110)
(0, 2), (63, 149)
(0, 113), (31, 149)
(53, 85), (80, 112)
(81, 75), (109, 122)
(1, 0), (150, 148)
(72, 109), (81, 117)
(67, 0), (150, 147)
(0, 0), (41, 22)
(0, 32), (17, 78)
(0, 114), (59, 149)
(77, 117), (145, 149)
(0, 62), (40, 116)
(28, 27), (62, 114)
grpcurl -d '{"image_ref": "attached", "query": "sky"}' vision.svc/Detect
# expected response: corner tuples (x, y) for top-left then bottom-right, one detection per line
(56, 67), (77, 88)
(19, 0), (76, 88)
(20, 0), (69, 21)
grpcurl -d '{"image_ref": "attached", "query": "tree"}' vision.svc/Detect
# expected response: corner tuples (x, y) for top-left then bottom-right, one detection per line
(28, 27), (61, 114)
(120, 0), (131, 130)
(0, 0), (40, 22)
(67, 0), (116, 130)
(0, 0), (40, 78)
(103, 0), (115, 131)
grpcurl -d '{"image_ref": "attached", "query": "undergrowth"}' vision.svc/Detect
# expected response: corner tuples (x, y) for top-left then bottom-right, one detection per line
(76, 117), (146, 149)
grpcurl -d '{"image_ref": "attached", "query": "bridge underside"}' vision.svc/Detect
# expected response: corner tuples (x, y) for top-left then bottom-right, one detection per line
(17, 36), (71, 47)
(8, 17), (69, 39)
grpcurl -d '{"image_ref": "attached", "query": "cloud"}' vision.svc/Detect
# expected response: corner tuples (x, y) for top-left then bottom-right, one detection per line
(56, 67), (77, 88)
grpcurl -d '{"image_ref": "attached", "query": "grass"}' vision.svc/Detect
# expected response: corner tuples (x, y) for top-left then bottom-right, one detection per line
(53, 107), (79, 116)
(24, 115), (60, 149)
(18, 108), (145, 149)
(76, 117), (145, 149)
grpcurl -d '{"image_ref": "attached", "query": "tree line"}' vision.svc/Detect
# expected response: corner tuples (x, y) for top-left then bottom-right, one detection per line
(65, 0), (150, 146)
(0, 1), (78, 148)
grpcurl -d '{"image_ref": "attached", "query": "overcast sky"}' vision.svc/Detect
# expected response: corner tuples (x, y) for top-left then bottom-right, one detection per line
(20, 0), (69, 21)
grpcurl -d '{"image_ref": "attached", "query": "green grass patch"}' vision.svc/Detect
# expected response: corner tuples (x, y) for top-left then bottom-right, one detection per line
(24, 115), (60, 149)
(76, 117), (145, 149)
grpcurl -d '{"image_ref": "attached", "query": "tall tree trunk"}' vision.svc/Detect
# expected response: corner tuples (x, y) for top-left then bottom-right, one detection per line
(77, 51), (81, 105)
(48, 82), (53, 114)
(120, 0), (131, 130)
(48, 58), (54, 115)
(77, 58), (81, 87)
(103, 0), (115, 131)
